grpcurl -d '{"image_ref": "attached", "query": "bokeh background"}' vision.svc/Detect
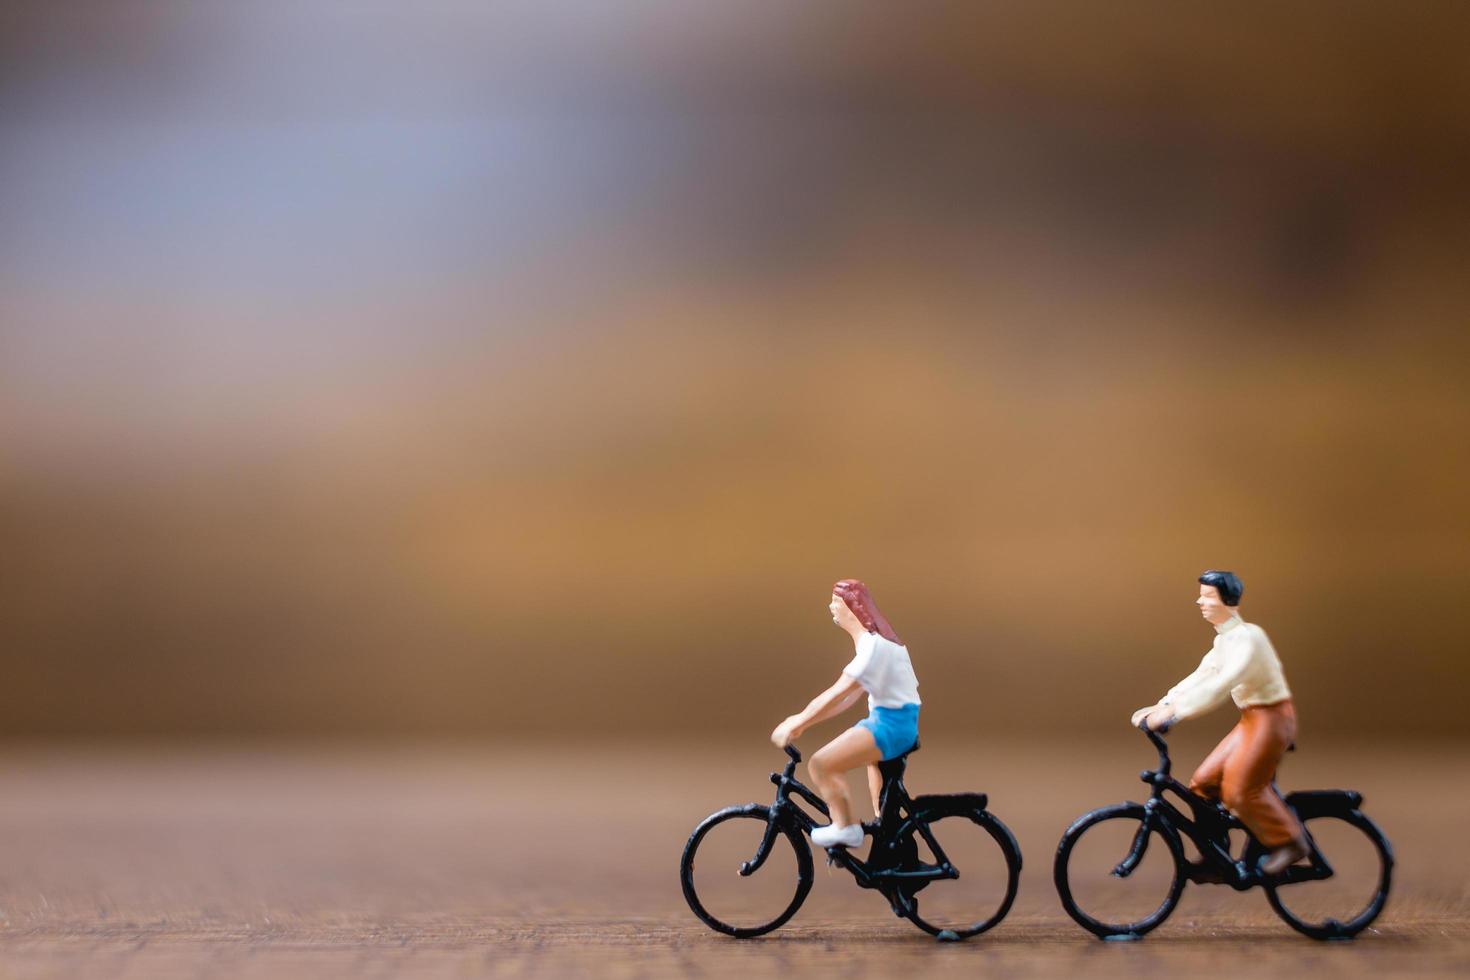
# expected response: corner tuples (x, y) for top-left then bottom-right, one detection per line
(3, 0), (1468, 741)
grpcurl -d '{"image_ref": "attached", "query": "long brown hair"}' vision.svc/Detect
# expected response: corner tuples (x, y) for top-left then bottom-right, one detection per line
(833, 579), (902, 644)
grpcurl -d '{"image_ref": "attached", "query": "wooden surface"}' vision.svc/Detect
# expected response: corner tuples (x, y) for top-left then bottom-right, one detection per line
(0, 736), (1464, 978)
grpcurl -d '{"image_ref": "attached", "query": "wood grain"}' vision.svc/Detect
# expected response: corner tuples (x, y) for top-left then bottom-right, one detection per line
(0, 736), (1463, 978)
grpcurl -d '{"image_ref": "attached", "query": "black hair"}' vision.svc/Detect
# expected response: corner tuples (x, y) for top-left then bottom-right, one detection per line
(1198, 570), (1244, 607)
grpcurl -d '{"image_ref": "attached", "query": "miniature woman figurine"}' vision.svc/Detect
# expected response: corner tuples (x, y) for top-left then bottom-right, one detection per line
(1131, 570), (1310, 875)
(770, 579), (921, 849)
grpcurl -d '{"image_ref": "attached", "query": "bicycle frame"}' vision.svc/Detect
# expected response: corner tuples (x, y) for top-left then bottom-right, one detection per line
(1126, 725), (1334, 890)
(1053, 722), (1393, 942)
(742, 745), (963, 915)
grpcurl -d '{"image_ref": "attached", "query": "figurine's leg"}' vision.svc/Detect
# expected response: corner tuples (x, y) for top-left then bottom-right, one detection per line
(867, 764), (883, 818)
(808, 727), (882, 828)
(1221, 703), (1303, 850)
(1188, 724), (1243, 801)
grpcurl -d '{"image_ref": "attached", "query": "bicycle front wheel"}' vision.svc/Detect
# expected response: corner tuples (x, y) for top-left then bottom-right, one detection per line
(1256, 811), (1393, 940)
(680, 804), (813, 938)
(898, 809), (1021, 939)
(1054, 802), (1185, 940)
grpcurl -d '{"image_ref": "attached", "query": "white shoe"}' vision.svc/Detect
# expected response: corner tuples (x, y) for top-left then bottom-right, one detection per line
(811, 823), (864, 849)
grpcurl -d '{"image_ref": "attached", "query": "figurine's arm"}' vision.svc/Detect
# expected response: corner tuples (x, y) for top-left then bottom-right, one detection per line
(1166, 635), (1255, 722)
(809, 681), (865, 725)
(1131, 653), (1211, 725)
(772, 674), (864, 747)
(1160, 654), (1213, 706)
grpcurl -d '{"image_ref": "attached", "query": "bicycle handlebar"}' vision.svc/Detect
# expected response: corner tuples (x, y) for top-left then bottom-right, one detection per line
(1137, 719), (1172, 774)
(784, 744), (801, 763)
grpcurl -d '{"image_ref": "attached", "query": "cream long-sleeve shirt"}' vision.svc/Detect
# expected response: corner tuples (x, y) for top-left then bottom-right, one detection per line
(1159, 615), (1292, 722)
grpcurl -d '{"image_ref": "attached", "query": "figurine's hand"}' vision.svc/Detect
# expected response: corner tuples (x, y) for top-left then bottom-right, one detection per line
(1130, 705), (1158, 727)
(1143, 706), (1177, 732)
(771, 717), (800, 748)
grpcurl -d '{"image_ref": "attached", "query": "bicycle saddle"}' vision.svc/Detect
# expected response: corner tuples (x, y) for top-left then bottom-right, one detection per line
(872, 740), (921, 815)
(876, 739), (921, 780)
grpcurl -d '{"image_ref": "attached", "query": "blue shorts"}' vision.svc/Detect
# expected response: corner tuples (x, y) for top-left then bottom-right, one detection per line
(855, 703), (920, 761)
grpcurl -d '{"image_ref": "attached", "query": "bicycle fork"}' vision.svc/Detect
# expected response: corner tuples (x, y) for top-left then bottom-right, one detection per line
(738, 804), (789, 877)
(1112, 810), (1156, 879)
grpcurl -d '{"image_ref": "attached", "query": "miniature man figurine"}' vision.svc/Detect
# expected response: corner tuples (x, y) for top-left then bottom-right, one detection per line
(1131, 570), (1310, 876)
(771, 579), (921, 849)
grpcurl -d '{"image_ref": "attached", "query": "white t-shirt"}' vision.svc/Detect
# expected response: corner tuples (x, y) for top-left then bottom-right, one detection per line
(842, 632), (922, 710)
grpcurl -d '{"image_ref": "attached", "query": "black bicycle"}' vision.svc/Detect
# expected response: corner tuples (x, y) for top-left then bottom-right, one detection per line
(1054, 722), (1393, 941)
(680, 742), (1021, 940)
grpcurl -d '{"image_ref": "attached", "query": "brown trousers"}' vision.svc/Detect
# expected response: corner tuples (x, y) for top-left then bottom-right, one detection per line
(1188, 700), (1304, 849)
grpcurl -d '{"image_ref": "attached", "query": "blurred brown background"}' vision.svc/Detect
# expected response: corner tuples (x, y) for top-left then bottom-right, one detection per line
(2, 0), (1468, 740)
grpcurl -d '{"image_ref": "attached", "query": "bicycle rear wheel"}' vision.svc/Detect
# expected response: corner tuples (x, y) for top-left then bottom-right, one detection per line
(898, 809), (1021, 939)
(680, 804), (813, 937)
(1255, 811), (1393, 940)
(1054, 802), (1185, 940)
